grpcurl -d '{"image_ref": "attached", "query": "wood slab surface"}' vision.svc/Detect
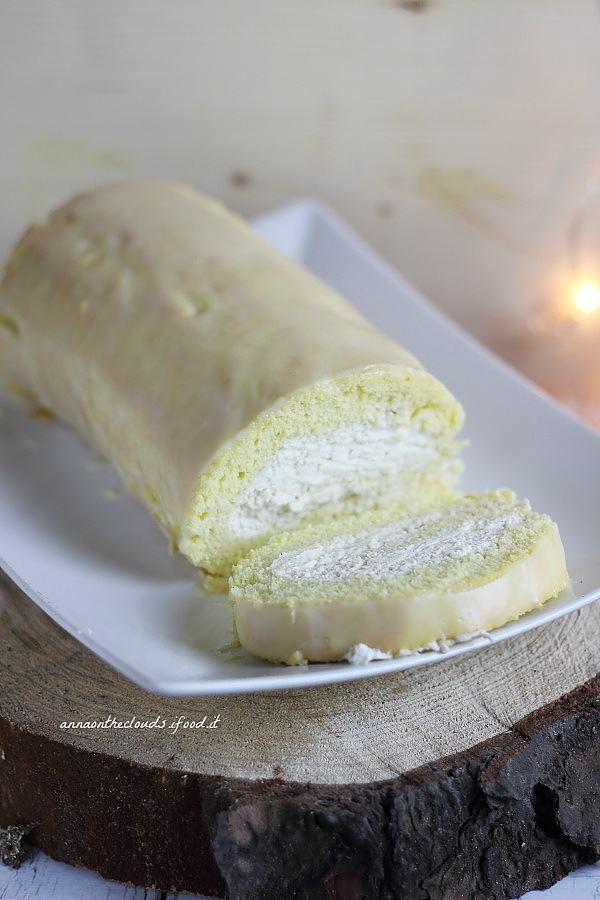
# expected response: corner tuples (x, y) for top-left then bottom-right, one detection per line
(0, 569), (599, 899)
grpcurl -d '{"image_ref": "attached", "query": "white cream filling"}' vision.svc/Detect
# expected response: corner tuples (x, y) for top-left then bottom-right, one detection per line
(343, 631), (494, 665)
(268, 510), (526, 581)
(227, 424), (440, 539)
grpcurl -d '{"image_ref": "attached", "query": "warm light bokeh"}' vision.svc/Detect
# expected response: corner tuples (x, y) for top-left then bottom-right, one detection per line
(572, 281), (600, 315)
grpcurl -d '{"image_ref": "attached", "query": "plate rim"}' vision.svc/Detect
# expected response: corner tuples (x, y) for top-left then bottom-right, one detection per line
(2, 198), (600, 695)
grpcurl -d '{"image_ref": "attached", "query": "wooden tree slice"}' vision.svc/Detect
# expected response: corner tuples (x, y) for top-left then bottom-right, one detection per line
(0, 567), (599, 899)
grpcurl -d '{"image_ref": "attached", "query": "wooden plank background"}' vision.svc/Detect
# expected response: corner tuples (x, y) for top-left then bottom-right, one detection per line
(2, 0), (600, 351)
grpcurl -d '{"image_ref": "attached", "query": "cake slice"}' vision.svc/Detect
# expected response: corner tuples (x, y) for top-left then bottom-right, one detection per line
(0, 182), (464, 582)
(229, 490), (569, 664)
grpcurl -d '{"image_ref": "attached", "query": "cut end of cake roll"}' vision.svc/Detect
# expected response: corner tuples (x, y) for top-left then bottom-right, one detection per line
(180, 363), (464, 579)
(0, 182), (466, 583)
(229, 490), (569, 664)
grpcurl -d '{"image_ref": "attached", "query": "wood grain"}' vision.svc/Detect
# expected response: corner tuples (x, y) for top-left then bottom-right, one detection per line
(0, 569), (599, 899)
(2, 1), (600, 349)
(0, 569), (597, 784)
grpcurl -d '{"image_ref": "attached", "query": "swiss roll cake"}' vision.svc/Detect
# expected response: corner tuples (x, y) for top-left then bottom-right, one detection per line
(0, 182), (464, 582)
(230, 491), (569, 664)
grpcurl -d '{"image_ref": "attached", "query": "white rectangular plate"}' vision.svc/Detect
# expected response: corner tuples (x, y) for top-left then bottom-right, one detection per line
(1, 200), (600, 695)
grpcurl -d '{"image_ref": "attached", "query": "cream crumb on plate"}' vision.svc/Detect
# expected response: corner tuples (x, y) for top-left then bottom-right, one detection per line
(343, 630), (494, 665)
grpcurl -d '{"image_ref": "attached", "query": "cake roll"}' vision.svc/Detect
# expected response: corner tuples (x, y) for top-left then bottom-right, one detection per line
(230, 490), (569, 664)
(0, 182), (464, 581)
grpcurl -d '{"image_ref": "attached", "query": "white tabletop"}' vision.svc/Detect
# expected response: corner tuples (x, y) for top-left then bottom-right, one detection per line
(1, 849), (599, 899)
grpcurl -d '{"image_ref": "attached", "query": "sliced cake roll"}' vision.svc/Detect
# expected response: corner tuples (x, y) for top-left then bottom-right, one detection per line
(229, 490), (569, 664)
(0, 182), (464, 581)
